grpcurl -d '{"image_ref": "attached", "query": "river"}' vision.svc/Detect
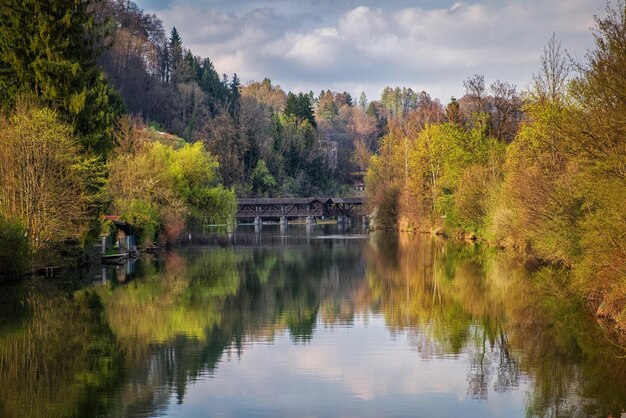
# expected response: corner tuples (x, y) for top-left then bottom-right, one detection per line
(0, 225), (624, 417)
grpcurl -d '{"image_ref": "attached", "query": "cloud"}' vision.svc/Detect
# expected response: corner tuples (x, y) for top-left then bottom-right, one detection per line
(141, 0), (602, 102)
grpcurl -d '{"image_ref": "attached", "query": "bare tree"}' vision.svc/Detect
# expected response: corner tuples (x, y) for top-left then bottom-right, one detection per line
(490, 80), (522, 141)
(463, 74), (487, 114)
(531, 33), (570, 104)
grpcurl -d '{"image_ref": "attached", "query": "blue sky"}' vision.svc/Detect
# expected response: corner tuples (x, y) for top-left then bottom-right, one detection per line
(136, 0), (605, 103)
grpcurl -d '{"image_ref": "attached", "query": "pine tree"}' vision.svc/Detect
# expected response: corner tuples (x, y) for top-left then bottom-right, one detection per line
(0, 0), (97, 111)
(0, 0), (122, 156)
(169, 26), (183, 81)
(284, 92), (316, 128)
(358, 92), (368, 109)
(229, 73), (241, 119)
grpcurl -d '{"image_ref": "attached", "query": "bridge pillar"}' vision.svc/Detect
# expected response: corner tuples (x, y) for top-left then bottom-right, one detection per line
(305, 216), (315, 225)
(254, 216), (262, 233)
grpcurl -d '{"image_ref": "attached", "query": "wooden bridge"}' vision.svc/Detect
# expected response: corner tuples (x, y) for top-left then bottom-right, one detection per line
(236, 197), (365, 220)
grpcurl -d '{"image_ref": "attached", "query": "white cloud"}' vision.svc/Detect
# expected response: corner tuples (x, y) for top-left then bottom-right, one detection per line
(142, 0), (602, 102)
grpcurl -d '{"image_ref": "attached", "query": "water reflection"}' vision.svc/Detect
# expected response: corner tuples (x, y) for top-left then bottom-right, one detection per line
(0, 231), (624, 417)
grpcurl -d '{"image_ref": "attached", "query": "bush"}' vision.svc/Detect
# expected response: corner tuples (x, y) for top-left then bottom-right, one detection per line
(0, 216), (29, 276)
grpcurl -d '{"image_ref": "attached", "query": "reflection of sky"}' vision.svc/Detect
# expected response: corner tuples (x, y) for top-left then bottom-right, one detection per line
(165, 314), (529, 417)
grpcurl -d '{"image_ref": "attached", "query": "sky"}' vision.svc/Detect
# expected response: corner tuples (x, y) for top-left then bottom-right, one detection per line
(136, 0), (606, 103)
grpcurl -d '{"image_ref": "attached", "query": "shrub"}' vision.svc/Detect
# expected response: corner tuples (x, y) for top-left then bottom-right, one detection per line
(0, 216), (29, 276)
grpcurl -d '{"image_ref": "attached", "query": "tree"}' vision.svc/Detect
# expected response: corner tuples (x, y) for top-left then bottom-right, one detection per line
(446, 97), (462, 125)
(0, 0), (121, 156)
(358, 92), (368, 109)
(490, 80), (521, 142)
(250, 159), (277, 197)
(565, 1), (626, 324)
(241, 78), (287, 111)
(109, 137), (235, 244)
(239, 95), (274, 182)
(173, 81), (207, 139)
(284, 92), (317, 128)
(0, 102), (87, 250)
(0, 215), (29, 274)
(463, 74), (487, 114)
(201, 111), (246, 186)
(169, 26), (183, 79)
(229, 73), (241, 120)
(495, 34), (576, 263)
(316, 90), (339, 122)
(0, 0), (97, 110)
(531, 33), (570, 105)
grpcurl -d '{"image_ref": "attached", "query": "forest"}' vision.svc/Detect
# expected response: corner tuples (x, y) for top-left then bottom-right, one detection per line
(0, 0), (376, 269)
(365, 6), (626, 329)
(0, 0), (624, 329)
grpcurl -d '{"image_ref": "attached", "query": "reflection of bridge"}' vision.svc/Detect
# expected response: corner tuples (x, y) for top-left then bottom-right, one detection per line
(236, 197), (365, 221)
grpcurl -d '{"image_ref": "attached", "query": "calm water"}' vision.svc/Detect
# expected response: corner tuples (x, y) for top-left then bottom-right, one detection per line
(1, 225), (625, 417)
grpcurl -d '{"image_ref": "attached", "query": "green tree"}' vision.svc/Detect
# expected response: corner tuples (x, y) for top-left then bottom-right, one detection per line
(0, 102), (88, 251)
(169, 26), (183, 78)
(358, 91), (368, 109)
(566, 2), (626, 325)
(229, 73), (241, 120)
(250, 159), (277, 197)
(0, 0), (121, 156)
(109, 136), (235, 244)
(284, 92), (317, 128)
(0, 215), (29, 275)
(316, 90), (339, 122)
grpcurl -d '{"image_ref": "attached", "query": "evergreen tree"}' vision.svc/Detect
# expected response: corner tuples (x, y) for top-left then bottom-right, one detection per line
(358, 92), (368, 109)
(229, 73), (241, 120)
(199, 57), (227, 106)
(0, 0), (122, 156)
(0, 0), (96, 110)
(284, 92), (316, 128)
(169, 26), (183, 80)
(178, 49), (198, 83)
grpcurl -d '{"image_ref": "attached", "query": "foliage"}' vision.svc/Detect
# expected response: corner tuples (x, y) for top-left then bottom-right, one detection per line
(0, 280), (122, 418)
(0, 101), (88, 251)
(364, 4), (625, 328)
(108, 134), (235, 245)
(250, 159), (278, 197)
(488, 5), (626, 326)
(367, 118), (504, 233)
(284, 92), (317, 128)
(0, 0), (121, 156)
(242, 78), (287, 111)
(0, 216), (29, 275)
(565, 2), (626, 325)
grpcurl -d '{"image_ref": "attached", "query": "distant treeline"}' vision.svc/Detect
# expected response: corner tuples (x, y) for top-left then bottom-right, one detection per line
(94, 0), (367, 197)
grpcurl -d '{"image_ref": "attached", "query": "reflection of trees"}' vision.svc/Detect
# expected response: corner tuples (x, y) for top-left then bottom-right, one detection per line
(91, 240), (368, 415)
(506, 268), (626, 418)
(366, 233), (626, 417)
(2, 236), (624, 417)
(367, 233), (518, 400)
(0, 280), (122, 418)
